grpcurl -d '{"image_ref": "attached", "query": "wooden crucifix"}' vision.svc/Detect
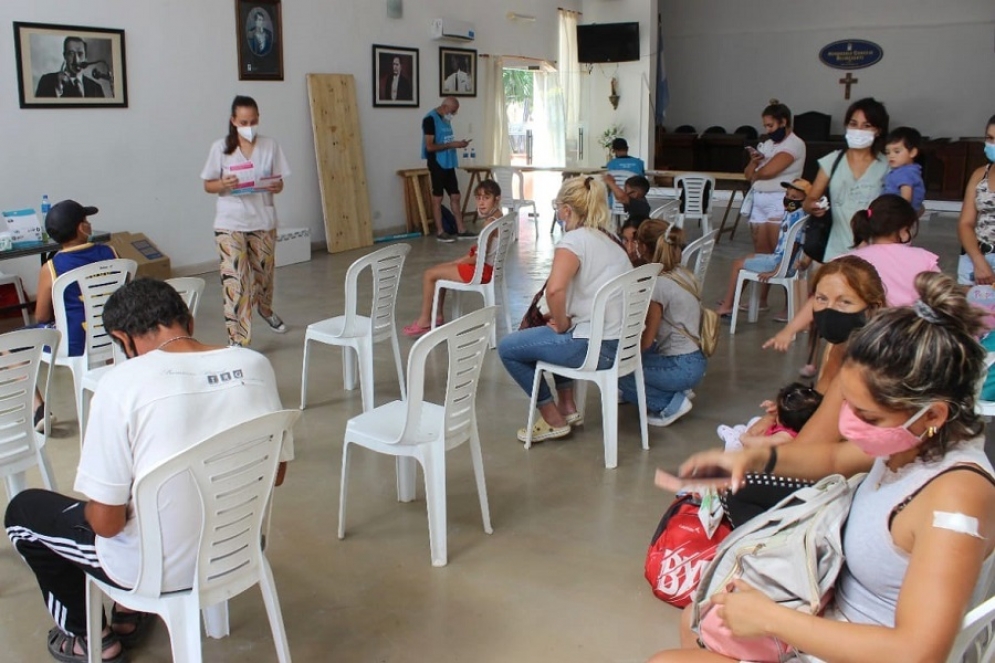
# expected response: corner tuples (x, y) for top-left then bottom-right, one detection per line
(839, 73), (858, 100)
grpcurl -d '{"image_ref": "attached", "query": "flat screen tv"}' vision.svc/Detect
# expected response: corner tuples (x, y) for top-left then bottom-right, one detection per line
(576, 22), (640, 63)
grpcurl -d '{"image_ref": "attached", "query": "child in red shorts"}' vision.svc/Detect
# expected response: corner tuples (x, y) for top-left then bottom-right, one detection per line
(404, 179), (503, 336)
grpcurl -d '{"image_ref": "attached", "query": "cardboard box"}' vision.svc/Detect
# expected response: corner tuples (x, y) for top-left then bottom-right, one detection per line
(108, 232), (171, 280)
(275, 227), (311, 267)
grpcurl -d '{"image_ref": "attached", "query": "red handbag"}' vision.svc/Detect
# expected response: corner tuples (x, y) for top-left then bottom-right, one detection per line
(645, 494), (733, 608)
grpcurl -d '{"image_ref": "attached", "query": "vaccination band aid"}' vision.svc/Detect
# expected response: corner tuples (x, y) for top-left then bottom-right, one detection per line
(932, 511), (984, 539)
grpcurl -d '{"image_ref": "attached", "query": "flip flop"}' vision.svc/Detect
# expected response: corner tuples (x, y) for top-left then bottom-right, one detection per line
(739, 302), (770, 313)
(111, 605), (155, 648)
(402, 322), (432, 337)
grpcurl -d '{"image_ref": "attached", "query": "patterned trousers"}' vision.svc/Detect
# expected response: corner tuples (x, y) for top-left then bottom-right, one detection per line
(214, 229), (276, 346)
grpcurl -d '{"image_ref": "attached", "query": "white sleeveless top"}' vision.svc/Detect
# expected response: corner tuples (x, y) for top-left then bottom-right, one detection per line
(835, 437), (995, 626)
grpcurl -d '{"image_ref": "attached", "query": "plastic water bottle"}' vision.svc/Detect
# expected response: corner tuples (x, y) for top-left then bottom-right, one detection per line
(462, 145), (469, 160)
(469, 147), (476, 163)
(40, 194), (51, 217)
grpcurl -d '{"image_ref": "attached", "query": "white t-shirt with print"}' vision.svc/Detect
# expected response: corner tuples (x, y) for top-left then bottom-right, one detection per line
(200, 135), (291, 232)
(754, 132), (806, 193)
(555, 227), (631, 339)
(75, 347), (293, 591)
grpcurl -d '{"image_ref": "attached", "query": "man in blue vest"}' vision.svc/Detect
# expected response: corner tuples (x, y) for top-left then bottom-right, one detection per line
(605, 137), (645, 176)
(422, 97), (474, 242)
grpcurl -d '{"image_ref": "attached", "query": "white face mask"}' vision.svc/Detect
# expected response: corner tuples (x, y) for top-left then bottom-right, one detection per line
(845, 128), (876, 149)
(443, 113), (454, 123)
(237, 125), (258, 142)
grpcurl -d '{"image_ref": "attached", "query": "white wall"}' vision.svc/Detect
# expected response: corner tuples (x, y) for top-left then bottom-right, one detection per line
(0, 1), (572, 270)
(659, 0), (995, 138)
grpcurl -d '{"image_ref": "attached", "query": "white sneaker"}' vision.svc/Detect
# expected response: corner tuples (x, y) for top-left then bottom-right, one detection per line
(259, 311), (287, 333)
(647, 398), (693, 427)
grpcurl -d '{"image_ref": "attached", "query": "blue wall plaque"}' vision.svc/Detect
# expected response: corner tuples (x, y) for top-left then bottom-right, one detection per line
(819, 40), (884, 70)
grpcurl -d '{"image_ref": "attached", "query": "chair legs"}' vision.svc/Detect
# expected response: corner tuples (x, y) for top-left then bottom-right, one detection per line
(299, 339), (311, 409)
(258, 558), (292, 663)
(420, 448), (448, 567)
(599, 375), (620, 470)
(337, 441), (352, 539)
(468, 431), (493, 536)
(523, 368), (543, 449)
(730, 271), (749, 335)
(390, 332), (406, 401)
(396, 456), (417, 503)
(634, 364), (650, 451)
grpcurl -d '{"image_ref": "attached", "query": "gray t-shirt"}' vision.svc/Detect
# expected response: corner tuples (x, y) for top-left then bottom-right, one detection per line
(555, 227), (631, 339)
(653, 267), (702, 356)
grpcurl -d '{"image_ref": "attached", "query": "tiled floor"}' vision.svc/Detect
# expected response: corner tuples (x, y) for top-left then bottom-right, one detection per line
(0, 208), (982, 662)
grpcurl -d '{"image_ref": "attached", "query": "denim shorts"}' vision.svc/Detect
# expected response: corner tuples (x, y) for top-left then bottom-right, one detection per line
(743, 253), (781, 273)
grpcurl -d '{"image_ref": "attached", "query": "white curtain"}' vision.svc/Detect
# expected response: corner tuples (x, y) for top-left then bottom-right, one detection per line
(481, 55), (509, 165)
(558, 9), (584, 166)
(532, 71), (565, 167)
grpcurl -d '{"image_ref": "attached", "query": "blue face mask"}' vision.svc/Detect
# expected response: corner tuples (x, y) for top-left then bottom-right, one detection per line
(768, 126), (787, 143)
(985, 142), (995, 163)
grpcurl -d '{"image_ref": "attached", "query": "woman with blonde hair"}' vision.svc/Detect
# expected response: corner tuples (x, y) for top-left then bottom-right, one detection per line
(499, 175), (631, 442)
(618, 220), (706, 426)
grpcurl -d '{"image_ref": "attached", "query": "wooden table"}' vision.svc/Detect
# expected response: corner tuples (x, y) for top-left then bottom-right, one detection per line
(646, 170), (749, 242)
(460, 165), (607, 224)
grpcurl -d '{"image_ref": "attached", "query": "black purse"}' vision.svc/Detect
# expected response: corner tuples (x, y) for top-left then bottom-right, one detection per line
(519, 282), (547, 330)
(802, 150), (847, 263)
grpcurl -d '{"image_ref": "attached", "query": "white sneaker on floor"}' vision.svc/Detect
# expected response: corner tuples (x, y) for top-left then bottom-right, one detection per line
(647, 398), (693, 427)
(259, 311), (287, 333)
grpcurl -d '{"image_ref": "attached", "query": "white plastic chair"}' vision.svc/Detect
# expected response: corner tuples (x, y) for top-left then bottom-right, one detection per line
(947, 594), (995, 663)
(85, 409), (300, 663)
(430, 214), (514, 349)
(301, 243), (409, 412)
(524, 264), (659, 469)
(976, 352), (995, 418)
(0, 328), (61, 499)
(338, 307), (495, 567)
(674, 173), (716, 234)
(165, 276), (206, 318)
(42, 259), (136, 429)
(681, 229), (719, 286)
(730, 217), (808, 335)
(607, 169), (633, 228)
(491, 167), (537, 240)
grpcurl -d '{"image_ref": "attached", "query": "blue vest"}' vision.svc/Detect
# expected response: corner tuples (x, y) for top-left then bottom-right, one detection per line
(421, 110), (458, 169)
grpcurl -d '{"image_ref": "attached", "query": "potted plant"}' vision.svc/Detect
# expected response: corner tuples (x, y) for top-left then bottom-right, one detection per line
(599, 124), (623, 161)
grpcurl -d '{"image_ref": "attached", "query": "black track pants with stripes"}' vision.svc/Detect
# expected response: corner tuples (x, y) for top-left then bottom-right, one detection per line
(5, 489), (123, 636)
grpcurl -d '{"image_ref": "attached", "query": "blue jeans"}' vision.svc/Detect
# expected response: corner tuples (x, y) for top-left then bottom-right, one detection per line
(619, 349), (707, 415)
(958, 252), (995, 285)
(498, 326), (618, 406)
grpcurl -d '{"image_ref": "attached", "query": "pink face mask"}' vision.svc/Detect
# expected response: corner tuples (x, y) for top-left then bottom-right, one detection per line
(838, 401), (930, 457)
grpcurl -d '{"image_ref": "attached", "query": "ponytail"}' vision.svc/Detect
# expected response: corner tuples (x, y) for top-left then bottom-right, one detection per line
(556, 175), (610, 230)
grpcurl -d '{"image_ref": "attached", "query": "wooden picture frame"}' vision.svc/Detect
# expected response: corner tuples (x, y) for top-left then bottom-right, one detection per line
(237, 0), (283, 81)
(13, 22), (128, 109)
(439, 46), (476, 97)
(372, 44), (419, 108)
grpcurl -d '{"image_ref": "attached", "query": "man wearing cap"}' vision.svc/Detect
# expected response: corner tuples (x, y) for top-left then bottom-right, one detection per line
(714, 178), (811, 317)
(35, 200), (117, 357)
(605, 138), (645, 176)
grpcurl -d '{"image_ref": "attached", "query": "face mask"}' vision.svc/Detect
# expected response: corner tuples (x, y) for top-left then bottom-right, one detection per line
(237, 125), (257, 142)
(783, 197), (802, 213)
(443, 113), (454, 123)
(838, 401), (930, 457)
(768, 126), (787, 143)
(813, 307), (866, 344)
(845, 128), (876, 150)
(985, 142), (995, 163)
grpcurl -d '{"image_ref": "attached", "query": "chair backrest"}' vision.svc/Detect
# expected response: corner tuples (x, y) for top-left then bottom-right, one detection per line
(491, 167), (528, 206)
(128, 409), (300, 604)
(402, 307), (495, 448)
(947, 594), (995, 663)
(342, 244), (410, 338)
(608, 169), (633, 214)
(51, 259), (137, 368)
(165, 277), (206, 318)
(674, 125), (697, 134)
(0, 328), (61, 480)
(734, 125), (759, 139)
(675, 174), (716, 217)
(681, 229), (719, 284)
(581, 263), (659, 374)
(466, 214), (515, 285)
(703, 125), (727, 135)
(764, 216), (809, 279)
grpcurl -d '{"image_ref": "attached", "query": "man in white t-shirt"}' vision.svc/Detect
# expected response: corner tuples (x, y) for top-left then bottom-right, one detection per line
(4, 278), (293, 662)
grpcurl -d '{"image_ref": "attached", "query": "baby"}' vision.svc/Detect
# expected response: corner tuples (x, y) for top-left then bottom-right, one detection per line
(883, 126), (926, 212)
(718, 382), (823, 451)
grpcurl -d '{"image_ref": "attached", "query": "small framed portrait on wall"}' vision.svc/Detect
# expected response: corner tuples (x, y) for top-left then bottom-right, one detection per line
(373, 44), (419, 107)
(439, 47), (476, 97)
(13, 21), (128, 108)
(237, 0), (283, 80)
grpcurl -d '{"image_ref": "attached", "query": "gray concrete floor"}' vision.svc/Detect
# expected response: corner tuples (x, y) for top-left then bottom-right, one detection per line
(0, 209), (974, 662)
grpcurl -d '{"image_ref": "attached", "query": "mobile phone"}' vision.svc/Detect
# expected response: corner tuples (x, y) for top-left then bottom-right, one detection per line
(746, 146), (760, 157)
(655, 468), (731, 494)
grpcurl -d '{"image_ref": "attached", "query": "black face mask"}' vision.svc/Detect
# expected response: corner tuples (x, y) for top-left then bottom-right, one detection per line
(768, 126), (787, 143)
(783, 197), (802, 213)
(813, 308), (866, 345)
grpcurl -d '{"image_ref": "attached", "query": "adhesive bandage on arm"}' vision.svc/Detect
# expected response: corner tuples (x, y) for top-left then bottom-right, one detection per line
(933, 511), (984, 539)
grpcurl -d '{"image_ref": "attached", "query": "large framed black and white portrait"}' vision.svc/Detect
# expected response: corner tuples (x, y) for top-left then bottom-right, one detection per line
(237, 0), (283, 81)
(439, 47), (476, 97)
(13, 22), (127, 109)
(372, 44), (419, 108)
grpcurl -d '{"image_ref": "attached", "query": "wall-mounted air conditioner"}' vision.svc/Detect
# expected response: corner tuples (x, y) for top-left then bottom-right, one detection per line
(431, 18), (475, 42)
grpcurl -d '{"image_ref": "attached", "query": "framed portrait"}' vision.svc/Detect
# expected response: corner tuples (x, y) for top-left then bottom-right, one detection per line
(13, 22), (127, 109)
(372, 45), (419, 108)
(237, 0), (283, 81)
(439, 47), (476, 98)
